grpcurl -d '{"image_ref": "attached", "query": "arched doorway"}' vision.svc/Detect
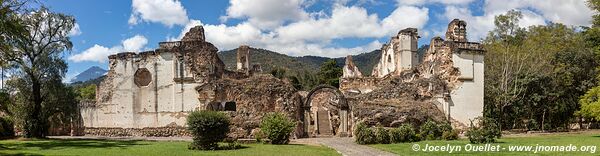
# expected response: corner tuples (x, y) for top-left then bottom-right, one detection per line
(303, 85), (350, 137)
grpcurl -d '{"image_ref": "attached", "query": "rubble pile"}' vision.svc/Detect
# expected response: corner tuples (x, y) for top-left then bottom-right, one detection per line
(198, 74), (305, 138)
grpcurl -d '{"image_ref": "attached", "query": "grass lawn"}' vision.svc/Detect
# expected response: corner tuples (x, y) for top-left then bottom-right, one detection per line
(0, 139), (340, 156)
(371, 131), (600, 155)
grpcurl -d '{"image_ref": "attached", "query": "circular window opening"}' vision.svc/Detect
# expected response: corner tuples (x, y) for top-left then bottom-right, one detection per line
(134, 68), (152, 87)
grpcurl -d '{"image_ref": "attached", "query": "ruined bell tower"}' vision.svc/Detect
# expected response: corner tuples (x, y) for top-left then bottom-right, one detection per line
(445, 19), (467, 42)
(237, 45), (250, 74)
(396, 28), (419, 71)
(372, 28), (419, 77)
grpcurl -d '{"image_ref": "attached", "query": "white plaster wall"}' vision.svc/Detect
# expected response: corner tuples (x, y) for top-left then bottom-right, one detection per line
(382, 44), (395, 77)
(449, 53), (484, 125)
(82, 52), (202, 128)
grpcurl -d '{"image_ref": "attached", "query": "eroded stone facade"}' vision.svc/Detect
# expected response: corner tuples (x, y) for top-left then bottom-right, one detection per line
(341, 19), (484, 128)
(371, 28), (419, 77)
(83, 19), (483, 138)
(83, 26), (304, 138)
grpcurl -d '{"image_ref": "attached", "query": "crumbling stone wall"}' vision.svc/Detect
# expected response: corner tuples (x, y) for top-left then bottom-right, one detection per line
(85, 26), (304, 138)
(372, 28), (419, 77)
(195, 75), (304, 138)
(342, 55), (362, 78)
(341, 19), (484, 129)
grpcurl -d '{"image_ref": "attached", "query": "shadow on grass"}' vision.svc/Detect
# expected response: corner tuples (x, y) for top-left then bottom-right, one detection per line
(0, 138), (148, 151)
(592, 135), (600, 138)
(0, 152), (43, 156)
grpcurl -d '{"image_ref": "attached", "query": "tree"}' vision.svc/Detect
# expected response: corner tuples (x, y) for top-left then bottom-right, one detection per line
(484, 9), (599, 130)
(316, 59), (342, 88)
(483, 10), (528, 129)
(0, 0), (28, 90)
(578, 0), (600, 125)
(77, 84), (96, 101)
(579, 87), (600, 121)
(270, 67), (287, 79)
(1, 8), (75, 138)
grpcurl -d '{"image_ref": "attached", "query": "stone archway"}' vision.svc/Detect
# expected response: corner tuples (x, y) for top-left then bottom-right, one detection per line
(303, 85), (350, 137)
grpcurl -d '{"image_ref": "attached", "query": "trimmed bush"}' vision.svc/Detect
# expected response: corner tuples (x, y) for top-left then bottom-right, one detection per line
(390, 123), (417, 143)
(0, 117), (14, 138)
(375, 126), (390, 144)
(354, 122), (377, 144)
(466, 117), (501, 144)
(260, 112), (296, 144)
(187, 111), (231, 150)
(419, 120), (441, 140)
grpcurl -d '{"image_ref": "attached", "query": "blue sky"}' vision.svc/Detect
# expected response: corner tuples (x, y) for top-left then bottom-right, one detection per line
(41, 0), (594, 82)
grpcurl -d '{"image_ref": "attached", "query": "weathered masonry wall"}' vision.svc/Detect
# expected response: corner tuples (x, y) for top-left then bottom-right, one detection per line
(372, 28), (418, 77)
(82, 51), (200, 129)
(82, 26), (303, 138)
(448, 52), (484, 125)
(340, 19), (485, 127)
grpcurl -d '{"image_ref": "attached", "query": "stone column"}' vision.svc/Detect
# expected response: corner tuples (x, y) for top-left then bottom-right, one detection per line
(339, 110), (348, 137)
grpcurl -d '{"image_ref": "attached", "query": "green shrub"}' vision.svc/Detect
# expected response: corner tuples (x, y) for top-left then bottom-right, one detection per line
(466, 117), (501, 144)
(375, 126), (390, 144)
(438, 122), (452, 133)
(0, 117), (14, 138)
(260, 112), (296, 145)
(419, 120), (441, 140)
(187, 111), (231, 150)
(439, 122), (458, 140)
(442, 130), (459, 140)
(354, 122), (377, 144)
(390, 123), (418, 143)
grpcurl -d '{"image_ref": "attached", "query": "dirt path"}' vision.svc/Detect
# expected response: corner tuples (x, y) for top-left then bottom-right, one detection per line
(294, 137), (396, 156)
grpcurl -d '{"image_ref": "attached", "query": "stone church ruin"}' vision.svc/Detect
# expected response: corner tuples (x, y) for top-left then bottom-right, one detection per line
(81, 19), (484, 138)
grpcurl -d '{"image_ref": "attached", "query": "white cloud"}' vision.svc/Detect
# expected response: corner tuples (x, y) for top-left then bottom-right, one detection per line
(127, 0), (430, 58)
(69, 35), (149, 63)
(381, 6), (430, 34)
(168, 4), (428, 57)
(221, 0), (309, 29)
(129, 0), (189, 27)
(275, 5), (428, 43)
(68, 45), (120, 63)
(484, 0), (593, 26)
(123, 35), (148, 52)
(397, 0), (475, 5)
(442, 0), (590, 42)
(68, 23), (82, 36)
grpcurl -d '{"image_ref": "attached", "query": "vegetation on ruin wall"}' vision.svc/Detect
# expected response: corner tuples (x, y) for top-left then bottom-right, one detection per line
(483, 8), (600, 131)
(0, 139), (341, 156)
(0, 1), (80, 138)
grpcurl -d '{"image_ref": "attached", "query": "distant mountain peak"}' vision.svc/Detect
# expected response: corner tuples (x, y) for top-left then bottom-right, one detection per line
(70, 66), (108, 83)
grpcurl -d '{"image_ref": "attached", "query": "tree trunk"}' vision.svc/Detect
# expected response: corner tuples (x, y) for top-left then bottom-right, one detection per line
(25, 77), (45, 138)
(541, 110), (546, 132)
(1, 67), (3, 89)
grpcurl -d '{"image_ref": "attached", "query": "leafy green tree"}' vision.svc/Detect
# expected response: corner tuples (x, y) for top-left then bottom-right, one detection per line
(483, 10), (528, 130)
(578, 0), (600, 124)
(299, 70), (318, 90)
(287, 76), (302, 90)
(77, 84), (96, 101)
(579, 87), (600, 121)
(588, 0), (600, 27)
(270, 67), (287, 79)
(1, 8), (75, 138)
(317, 59), (342, 88)
(484, 9), (599, 130)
